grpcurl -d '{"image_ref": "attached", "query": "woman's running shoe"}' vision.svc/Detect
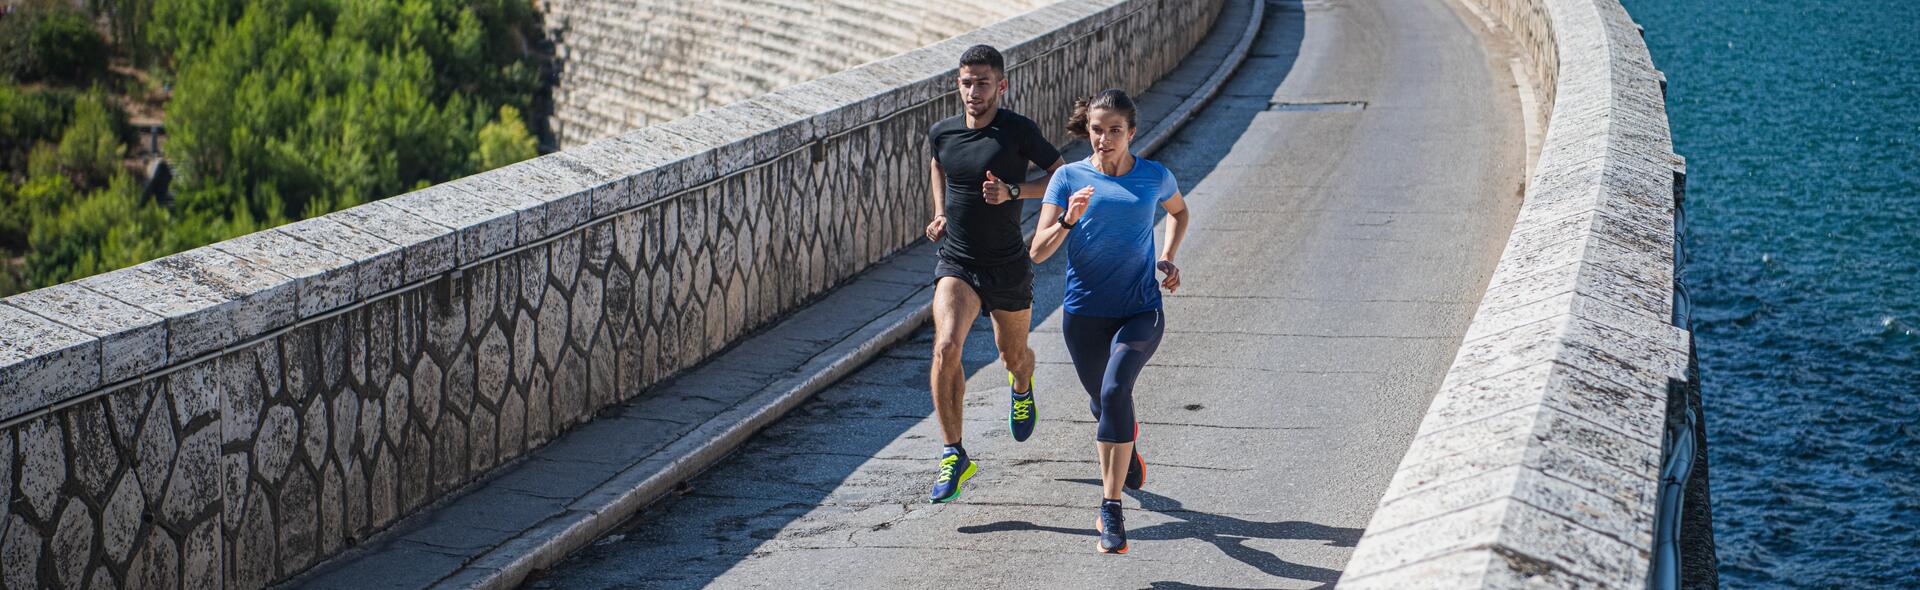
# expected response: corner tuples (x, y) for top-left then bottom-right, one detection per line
(1096, 500), (1128, 554)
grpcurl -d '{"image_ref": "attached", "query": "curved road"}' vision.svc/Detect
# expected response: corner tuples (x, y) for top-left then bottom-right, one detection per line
(530, 0), (1524, 587)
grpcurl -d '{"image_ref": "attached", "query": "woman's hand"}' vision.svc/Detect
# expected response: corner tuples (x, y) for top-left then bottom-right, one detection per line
(1157, 259), (1181, 292)
(1065, 186), (1093, 224)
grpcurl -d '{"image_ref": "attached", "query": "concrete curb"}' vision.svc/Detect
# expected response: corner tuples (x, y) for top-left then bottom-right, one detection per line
(1136, 0), (1266, 159)
(438, 4), (1264, 588)
(440, 290), (933, 590)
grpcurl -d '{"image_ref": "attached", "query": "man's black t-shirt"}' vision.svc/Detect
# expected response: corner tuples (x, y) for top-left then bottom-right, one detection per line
(929, 109), (1061, 267)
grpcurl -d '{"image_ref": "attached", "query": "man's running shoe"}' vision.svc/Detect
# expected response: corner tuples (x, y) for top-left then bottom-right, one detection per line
(929, 447), (977, 504)
(1126, 422), (1145, 490)
(1096, 500), (1128, 554)
(1009, 372), (1036, 442)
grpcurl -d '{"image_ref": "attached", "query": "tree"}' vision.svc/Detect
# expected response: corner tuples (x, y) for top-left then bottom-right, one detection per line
(476, 104), (537, 171)
(25, 173), (170, 287)
(0, 6), (110, 83)
(54, 94), (127, 188)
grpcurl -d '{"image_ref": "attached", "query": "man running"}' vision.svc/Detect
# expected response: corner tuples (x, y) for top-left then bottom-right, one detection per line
(924, 44), (1065, 504)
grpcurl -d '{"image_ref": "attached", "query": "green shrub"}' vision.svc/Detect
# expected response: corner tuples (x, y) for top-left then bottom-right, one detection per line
(0, 84), (79, 172)
(476, 104), (538, 171)
(25, 173), (169, 287)
(0, 7), (110, 83)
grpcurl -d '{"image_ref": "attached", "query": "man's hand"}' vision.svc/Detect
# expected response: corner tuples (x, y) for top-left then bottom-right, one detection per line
(1157, 259), (1182, 292)
(1064, 186), (1093, 224)
(982, 171), (1014, 205)
(925, 215), (947, 241)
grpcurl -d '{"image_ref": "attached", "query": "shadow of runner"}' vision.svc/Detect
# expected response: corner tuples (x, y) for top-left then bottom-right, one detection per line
(956, 480), (1357, 589)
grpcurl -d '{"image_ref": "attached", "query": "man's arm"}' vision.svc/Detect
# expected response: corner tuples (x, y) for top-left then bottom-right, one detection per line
(926, 158), (948, 241)
(983, 158), (1066, 204)
(1021, 158), (1067, 199)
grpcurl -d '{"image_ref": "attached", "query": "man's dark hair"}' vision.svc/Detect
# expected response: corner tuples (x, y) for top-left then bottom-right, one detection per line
(958, 44), (1005, 75)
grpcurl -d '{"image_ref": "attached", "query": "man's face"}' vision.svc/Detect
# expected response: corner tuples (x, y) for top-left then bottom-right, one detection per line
(957, 64), (1005, 117)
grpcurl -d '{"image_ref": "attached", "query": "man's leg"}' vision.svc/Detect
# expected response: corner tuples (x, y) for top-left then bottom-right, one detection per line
(988, 308), (1036, 392)
(930, 277), (982, 446)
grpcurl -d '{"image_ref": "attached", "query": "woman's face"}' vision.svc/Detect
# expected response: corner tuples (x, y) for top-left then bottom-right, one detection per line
(1086, 108), (1135, 157)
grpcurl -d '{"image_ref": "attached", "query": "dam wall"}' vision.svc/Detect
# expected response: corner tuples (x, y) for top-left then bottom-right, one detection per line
(540, 0), (1052, 147)
(1337, 0), (1703, 587)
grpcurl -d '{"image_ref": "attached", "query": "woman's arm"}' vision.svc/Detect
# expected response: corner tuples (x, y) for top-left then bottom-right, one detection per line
(1031, 186), (1093, 263)
(1157, 192), (1190, 292)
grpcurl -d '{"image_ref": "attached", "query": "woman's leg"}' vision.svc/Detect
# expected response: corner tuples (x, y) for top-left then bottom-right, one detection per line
(1095, 310), (1165, 500)
(1061, 312), (1124, 427)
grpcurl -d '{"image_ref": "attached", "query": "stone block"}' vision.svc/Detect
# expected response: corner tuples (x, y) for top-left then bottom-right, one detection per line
(65, 400), (119, 499)
(464, 159), (592, 244)
(134, 388), (176, 505)
(612, 126), (718, 201)
(5, 283), (165, 385)
(0, 303), (102, 417)
(102, 472), (144, 562)
(274, 216), (408, 302)
(182, 520), (220, 590)
(213, 227), (359, 318)
(17, 414), (66, 520)
(52, 499), (95, 588)
(2, 514), (40, 589)
(384, 181), (521, 266)
(279, 464), (318, 571)
(127, 526), (178, 590)
(162, 423), (220, 524)
(327, 200), (459, 284)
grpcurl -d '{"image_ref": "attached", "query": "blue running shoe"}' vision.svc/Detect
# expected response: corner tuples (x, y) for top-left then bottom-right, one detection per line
(1096, 501), (1128, 554)
(1009, 372), (1036, 442)
(929, 448), (977, 504)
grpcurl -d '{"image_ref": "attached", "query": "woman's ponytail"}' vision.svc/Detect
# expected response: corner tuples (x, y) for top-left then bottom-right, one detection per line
(1065, 89), (1138, 139)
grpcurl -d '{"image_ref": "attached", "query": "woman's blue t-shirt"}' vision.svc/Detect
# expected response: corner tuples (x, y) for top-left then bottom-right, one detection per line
(1041, 157), (1179, 318)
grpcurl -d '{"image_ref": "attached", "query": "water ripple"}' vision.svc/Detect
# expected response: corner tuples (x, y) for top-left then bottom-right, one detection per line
(1623, 0), (1920, 586)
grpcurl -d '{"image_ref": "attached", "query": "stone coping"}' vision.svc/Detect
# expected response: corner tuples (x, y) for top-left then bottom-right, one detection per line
(0, 0), (1164, 428)
(1336, 0), (1688, 587)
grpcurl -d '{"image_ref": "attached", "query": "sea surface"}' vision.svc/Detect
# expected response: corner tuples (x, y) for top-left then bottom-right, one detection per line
(1618, 0), (1920, 586)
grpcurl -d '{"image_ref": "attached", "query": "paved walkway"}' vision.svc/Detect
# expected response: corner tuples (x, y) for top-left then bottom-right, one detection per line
(281, 2), (1262, 589)
(528, 0), (1526, 588)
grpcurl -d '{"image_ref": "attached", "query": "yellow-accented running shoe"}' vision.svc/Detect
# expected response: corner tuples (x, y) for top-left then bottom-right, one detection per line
(929, 448), (977, 503)
(1009, 372), (1036, 442)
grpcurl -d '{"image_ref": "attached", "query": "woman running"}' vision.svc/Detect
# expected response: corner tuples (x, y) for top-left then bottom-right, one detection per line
(1030, 89), (1191, 554)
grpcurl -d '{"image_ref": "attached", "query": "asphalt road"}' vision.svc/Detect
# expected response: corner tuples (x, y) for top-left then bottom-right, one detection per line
(527, 0), (1524, 587)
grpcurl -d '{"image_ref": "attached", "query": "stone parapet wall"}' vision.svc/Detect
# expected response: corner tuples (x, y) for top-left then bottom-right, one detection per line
(541, 0), (1052, 147)
(0, 0), (1223, 587)
(1338, 0), (1687, 587)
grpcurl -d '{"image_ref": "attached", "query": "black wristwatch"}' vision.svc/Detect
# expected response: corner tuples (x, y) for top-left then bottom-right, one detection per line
(1056, 212), (1076, 230)
(1005, 181), (1021, 199)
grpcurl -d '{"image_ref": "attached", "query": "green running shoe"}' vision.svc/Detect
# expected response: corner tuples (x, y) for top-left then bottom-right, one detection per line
(929, 448), (977, 503)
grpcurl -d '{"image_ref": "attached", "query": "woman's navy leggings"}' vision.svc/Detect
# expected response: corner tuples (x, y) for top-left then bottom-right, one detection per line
(1061, 310), (1164, 443)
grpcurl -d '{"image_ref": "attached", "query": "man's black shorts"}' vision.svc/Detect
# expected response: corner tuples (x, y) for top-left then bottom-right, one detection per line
(933, 256), (1033, 316)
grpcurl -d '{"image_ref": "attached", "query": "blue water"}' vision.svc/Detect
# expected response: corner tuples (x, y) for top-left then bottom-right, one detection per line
(1620, 0), (1920, 586)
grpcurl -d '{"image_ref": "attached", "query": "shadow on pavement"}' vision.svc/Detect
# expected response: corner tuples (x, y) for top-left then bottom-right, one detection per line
(956, 479), (1357, 589)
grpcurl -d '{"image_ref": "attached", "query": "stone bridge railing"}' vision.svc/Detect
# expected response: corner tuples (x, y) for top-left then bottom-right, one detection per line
(1338, 0), (1703, 587)
(0, 1), (1223, 587)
